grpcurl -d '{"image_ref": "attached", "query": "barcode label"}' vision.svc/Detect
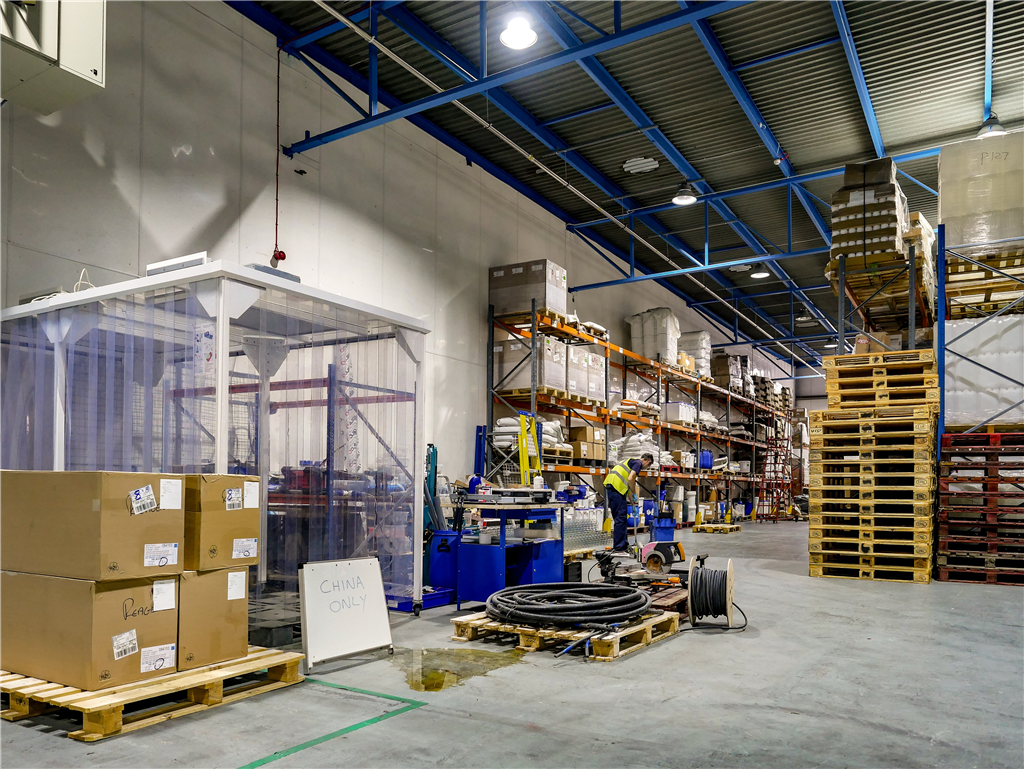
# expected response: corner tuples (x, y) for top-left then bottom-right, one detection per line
(140, 644), (175, 673)
(129, 485), (158, 515)
(232, 537), (257, 559)
(225, 488), (242, 511)
(112, 629), (138, 661)
(144, 543), (179, 567)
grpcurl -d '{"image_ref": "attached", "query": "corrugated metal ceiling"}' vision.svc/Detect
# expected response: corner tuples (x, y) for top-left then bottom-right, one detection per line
(251, 0), (1023, 351)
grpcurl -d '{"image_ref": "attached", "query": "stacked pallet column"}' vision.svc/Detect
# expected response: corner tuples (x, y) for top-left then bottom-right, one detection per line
(937, 433), (1024, 586)
(808, 350), (939, 584)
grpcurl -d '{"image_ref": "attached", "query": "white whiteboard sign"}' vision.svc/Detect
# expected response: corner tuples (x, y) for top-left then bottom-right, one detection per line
(299, 557), (393, 672)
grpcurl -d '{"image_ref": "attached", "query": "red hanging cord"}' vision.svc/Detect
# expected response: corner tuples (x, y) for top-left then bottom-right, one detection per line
(273, 47), (285, 265)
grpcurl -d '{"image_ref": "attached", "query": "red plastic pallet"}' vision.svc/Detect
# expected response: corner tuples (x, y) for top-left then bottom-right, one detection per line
(935, 567), (1024, 586)
(941, 432), (1024, 449)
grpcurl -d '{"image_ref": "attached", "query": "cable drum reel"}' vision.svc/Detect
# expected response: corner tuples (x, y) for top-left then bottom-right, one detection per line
(685, 556), (739, 630)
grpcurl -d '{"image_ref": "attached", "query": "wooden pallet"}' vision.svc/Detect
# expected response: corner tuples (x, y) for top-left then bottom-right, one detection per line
(450, 611), (679, 661)
(693, 523), (742, 533)
(0, 647), (303, 742)
(824, 350), (935, 368)
(810, 514), (933, 531)
(811, 460), (935, 475)
(542, 446), (573, 460)
(811, 435), (934, 449)
(826, 387), (940, 409)
(808, 564), (931, 584)
(497, 386), (572, 402)
(810, 525), (933, 542)
(810, 448), (935, 462)
(811, 404), (937, 423)
(809, 539), (933, 556)
(826, 363), (937, 382)
(809, 499), (933, 514)
(494, 309), (569, 327)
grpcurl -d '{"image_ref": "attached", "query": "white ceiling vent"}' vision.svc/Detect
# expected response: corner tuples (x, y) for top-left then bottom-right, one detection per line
(623, 157), (659, 174)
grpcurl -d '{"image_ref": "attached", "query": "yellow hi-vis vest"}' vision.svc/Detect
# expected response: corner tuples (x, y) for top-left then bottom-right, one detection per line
(604, 458), (636, 495)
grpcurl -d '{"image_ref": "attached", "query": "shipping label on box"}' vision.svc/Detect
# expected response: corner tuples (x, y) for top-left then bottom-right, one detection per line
(183, 474), (261, 571)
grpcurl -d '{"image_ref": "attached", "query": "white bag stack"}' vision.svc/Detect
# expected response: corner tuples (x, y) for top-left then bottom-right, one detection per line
(624, 308), (681, 364)
(678, 330), (712, 378)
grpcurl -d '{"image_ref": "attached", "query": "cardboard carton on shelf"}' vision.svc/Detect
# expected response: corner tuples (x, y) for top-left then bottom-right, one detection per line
(0, 571), (180, 691)
(569, 425), (605, 443)
(843, 158), (898, 187)
(570, 442), (590, 460)
(853, 332), (891, 354)
(488, 259), (567, 318)
(1, 470), (185, 582)
(184, 475), (262, 572)
(177, 568), (249, 671)
(591, 443), (607, 462)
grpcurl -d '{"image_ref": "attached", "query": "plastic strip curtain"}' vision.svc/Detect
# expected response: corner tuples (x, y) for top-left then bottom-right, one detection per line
(59, 283), (214, 472)
(1, 316), (55, 469)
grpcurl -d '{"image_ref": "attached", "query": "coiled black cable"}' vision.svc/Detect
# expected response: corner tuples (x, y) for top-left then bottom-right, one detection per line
(485, 583), (653, 627)
(682, 565), (747, 632)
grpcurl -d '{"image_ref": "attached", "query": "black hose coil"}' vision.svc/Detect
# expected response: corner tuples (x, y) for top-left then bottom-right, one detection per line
(485, 583), (653, 627)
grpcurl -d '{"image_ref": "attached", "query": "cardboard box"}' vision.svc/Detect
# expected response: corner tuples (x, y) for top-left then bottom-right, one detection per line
(591, 443), (607, 462)
(184, 475), (261, 572)
(1, 571), (179, 690)
(177, 569), (249, 671)
(586, 352), (606, 403)
(566, 346), (588, 397)
(853, 332), (890, 354)
(1, 471), (185, 581)
(494, 337), (566, 392)
(488, 259), (567, 317)
(843, 158), (898, 187)
(570, 441), (590, 459)
(569, 425), (602, 443)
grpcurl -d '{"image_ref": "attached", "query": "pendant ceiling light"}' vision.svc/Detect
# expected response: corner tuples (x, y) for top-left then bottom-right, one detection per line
(500, 16), (537, 49)
(671, 183), (698, 206)
(750, 263), (771, 279)
(823, 340), (838, 349)
(977, 112), (1007, 138)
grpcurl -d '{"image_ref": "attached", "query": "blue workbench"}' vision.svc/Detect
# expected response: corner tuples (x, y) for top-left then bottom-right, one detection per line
(455, 504), (565, 608)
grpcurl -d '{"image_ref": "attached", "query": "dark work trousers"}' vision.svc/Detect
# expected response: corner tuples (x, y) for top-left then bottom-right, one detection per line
(606, 486), (630, 551)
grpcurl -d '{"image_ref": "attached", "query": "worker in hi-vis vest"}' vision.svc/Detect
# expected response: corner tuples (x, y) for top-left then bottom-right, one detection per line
(603, 453), (654, 552)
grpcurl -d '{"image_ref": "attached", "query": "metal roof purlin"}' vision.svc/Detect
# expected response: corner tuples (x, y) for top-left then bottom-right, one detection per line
(831, 0), (885, 157)
(282, 1), (746, 156)
(531, 1), (829, 356)
(676, 2), (837, 340)
(282, 0), (406, 51)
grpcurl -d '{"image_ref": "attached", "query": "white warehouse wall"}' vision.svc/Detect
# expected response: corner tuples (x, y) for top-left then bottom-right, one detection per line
(0, 1), (790, 479)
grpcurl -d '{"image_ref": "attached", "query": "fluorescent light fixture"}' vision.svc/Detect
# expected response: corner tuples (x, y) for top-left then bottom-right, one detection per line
(750, 262), (771, 279)
(623, 156), (659, 174)
(500, 16), (537, 49)
(977, 112), (1007, 138)
(146, 251), (209, 276)
(671, 183), (698, 206)
(823, 341), (838, 349)
(795, 313), (813, 322)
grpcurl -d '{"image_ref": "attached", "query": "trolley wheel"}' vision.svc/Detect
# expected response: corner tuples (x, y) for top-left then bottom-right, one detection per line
(388, 646), (394, 655)
(413, 602), (422, 616)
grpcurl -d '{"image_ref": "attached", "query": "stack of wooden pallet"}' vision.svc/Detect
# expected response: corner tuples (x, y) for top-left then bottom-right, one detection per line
(808, 350), (939, 584)
(936, 432), (1024, 586)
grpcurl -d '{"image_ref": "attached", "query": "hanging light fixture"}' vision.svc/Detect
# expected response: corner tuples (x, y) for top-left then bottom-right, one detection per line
(500, 16), (537, 49)
(977, 112), (1007, 138)
(750, 262), (770, 279)
(823, 340), (838, 349)
(671, 183), (698, 206)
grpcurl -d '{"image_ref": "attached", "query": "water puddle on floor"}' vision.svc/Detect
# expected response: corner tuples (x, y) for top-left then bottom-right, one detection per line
(389, 648), (524, 692)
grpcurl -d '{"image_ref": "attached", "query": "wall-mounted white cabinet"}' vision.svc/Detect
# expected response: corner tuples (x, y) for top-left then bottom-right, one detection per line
(1, 0), (105, 114)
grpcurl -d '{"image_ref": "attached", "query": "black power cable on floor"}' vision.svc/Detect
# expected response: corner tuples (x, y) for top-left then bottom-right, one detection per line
(485, 583), (653, 627)
(681, 564), (748, 633)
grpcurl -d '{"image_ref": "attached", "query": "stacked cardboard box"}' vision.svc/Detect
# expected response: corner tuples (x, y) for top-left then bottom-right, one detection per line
(1, 471), (258, 690)
(586, 350), (607, 406)
(711, 353), (742, 393)
(566, 346), (588, 400)
(569, 425), (607, 463)
(489, 259), (567, 319)
(808, 351), (939, 585)
(494, 336), (567, 395)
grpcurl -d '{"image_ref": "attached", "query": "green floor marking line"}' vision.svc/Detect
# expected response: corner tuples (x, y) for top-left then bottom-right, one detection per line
(237, 678), (426, 769)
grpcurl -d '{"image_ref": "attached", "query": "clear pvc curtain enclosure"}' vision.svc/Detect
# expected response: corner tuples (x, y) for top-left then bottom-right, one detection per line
(2, 263), (427, 637)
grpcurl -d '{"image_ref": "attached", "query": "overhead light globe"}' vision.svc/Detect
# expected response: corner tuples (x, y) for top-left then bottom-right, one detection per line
(795, 313), (813, 323)
(500, 16), (537, 49)
(671, 183), (698, 206)
(977, 112), (1007, 138)
(823, 340), (838, 349)
(750, 262), (771, 279)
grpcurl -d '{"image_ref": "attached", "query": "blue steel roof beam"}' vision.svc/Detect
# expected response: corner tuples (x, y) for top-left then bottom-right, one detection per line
(282, 1), (747, 156)
(831, 1), (885, 158)
(733, 36), (840, 71)
(525, 2), (828, 357)
(382, 4), (816, 359)
(282, 0), (406, 52)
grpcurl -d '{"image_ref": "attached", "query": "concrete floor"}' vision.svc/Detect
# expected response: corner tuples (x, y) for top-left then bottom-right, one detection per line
(4, 523), (1023, 768)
